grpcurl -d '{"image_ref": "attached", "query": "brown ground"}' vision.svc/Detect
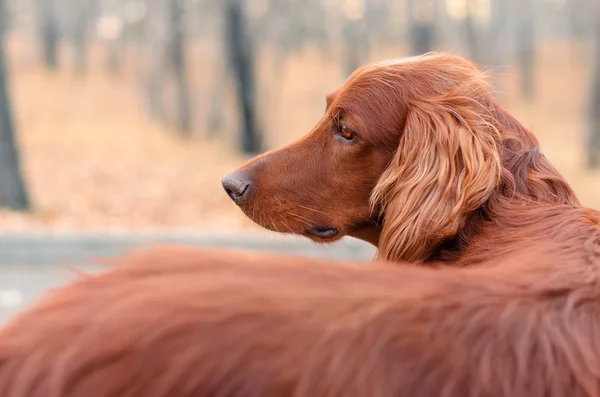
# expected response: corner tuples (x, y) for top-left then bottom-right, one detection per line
(0, 36), (598, 233)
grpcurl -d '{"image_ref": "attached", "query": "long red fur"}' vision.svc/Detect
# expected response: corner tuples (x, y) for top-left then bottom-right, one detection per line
(0, 237), (600, 397)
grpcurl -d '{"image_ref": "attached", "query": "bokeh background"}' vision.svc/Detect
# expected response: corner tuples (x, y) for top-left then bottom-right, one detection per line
(0, 0), (599, 321)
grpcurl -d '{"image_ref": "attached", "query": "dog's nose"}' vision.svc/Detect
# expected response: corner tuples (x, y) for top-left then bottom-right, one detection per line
(222, 172), (252, 204)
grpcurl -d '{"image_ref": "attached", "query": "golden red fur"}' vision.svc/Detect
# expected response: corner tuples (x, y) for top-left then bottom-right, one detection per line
(222, 53), (580, 263)
(0, 238), (600, 397)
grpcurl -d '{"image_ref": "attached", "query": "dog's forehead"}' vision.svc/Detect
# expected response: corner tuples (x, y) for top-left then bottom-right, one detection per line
(325, 91), (338, 110)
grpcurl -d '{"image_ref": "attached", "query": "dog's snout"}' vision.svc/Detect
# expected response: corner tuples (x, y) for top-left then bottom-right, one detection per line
(222, 172), (252, 204)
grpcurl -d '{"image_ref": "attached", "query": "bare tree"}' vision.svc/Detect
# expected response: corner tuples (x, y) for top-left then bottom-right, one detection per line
(197, 0), (227, 137)
(69, 0), (97, 73)
(485, 0), (510, 69)
(463, 0), (480, 63)
(168, 0), (192, 135)
(143, 0), (168, 122)
(566, 0), (591, 40)
(35, 0), (59, 69)
(224, 0), (262, 154)
(0, 0), (30, 210)
(340, 1), (370, 77)
(588, 12), (600, 168)
(95, 2), (123, 75)
(407, 0), (436, 55)
(206, 14), (227, 138)
(266, 0), (295, 77)
(516, 0), (536, 99)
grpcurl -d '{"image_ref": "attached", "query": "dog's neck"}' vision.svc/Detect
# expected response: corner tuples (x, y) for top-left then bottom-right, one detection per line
(491, 104), (579, 206)
(432, 201), (599, 266)
(350, 218), (383, 247)
(371, 149), (581, 264)
(366, 110), (581, 264)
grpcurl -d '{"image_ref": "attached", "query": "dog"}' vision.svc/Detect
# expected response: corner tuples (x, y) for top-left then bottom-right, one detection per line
(222, 53), (585, 264)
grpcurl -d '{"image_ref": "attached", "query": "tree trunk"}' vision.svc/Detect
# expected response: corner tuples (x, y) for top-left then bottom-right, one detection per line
(71, 2), (89, 74)
(224, 0), (262, 154)
(206, 33), (227, 138)
(407, 0), (435, 55)
(516, 0), (535, 100)
(35, 0), (59, 69)
(588, 16), (600, 168)
(143, 0), (167, 122)
(341, 15), (370, 77)
(0, 1), (30, 210)
(72, 23), (87, 72)
(464, 0), (480, 63)
(485, 0), (509, 69)
(106, 40), (121, 75)
(206, 68), (226, 137)
(168, 0), (192, 136)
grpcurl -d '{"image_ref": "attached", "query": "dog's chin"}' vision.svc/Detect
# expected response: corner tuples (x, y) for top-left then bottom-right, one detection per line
(241, 212), (344, 243)
(305, 226), (343, 243)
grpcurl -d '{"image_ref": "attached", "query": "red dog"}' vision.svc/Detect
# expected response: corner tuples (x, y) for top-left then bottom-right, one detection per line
(222, 53), (585, 264)
(1, 242), (600, 397)
(0, 54), (598, 396)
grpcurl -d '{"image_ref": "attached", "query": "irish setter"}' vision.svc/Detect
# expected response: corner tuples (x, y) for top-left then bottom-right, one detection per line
(1, 242), (600, 396)
(0, 53), (598, 396)
(222, 52), (584, 264)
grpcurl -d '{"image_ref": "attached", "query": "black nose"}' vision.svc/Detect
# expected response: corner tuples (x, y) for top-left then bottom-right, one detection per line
(222, 172), (252, 204)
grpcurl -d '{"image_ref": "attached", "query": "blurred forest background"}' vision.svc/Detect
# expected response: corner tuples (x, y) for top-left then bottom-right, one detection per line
(0, 0), (599, 235)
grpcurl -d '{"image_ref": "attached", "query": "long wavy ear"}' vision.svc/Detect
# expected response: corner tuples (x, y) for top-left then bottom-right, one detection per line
(372, 88), (502, 263)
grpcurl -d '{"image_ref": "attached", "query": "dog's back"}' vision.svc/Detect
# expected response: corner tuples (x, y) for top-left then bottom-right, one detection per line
(0, 245), (599, 397)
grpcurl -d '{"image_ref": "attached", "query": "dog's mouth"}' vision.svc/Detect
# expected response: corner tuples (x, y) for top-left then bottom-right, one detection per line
(306, 226), (340, 240)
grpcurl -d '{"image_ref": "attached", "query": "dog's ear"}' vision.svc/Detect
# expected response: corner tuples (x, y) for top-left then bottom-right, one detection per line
(372, 87), (502, 263)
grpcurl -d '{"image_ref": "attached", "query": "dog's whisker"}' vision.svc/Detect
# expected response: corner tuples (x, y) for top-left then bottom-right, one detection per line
(267, 214), (277, 231)
(284, 211), (315, 228)
(295, 204), (329, 217)
(278, 215), (295, 234)
(285, 211), (315, 224)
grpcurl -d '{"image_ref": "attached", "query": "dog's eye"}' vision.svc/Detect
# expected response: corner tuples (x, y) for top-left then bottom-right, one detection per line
(339, 125), (355, 141)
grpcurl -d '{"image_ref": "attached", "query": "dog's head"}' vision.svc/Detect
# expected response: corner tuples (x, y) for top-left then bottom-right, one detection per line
(223, 53), (576, 262)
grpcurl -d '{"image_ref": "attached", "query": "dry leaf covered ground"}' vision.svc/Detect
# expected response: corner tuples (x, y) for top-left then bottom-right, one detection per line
(0, 39), (257, 233)
(0, 38), (598, 234)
